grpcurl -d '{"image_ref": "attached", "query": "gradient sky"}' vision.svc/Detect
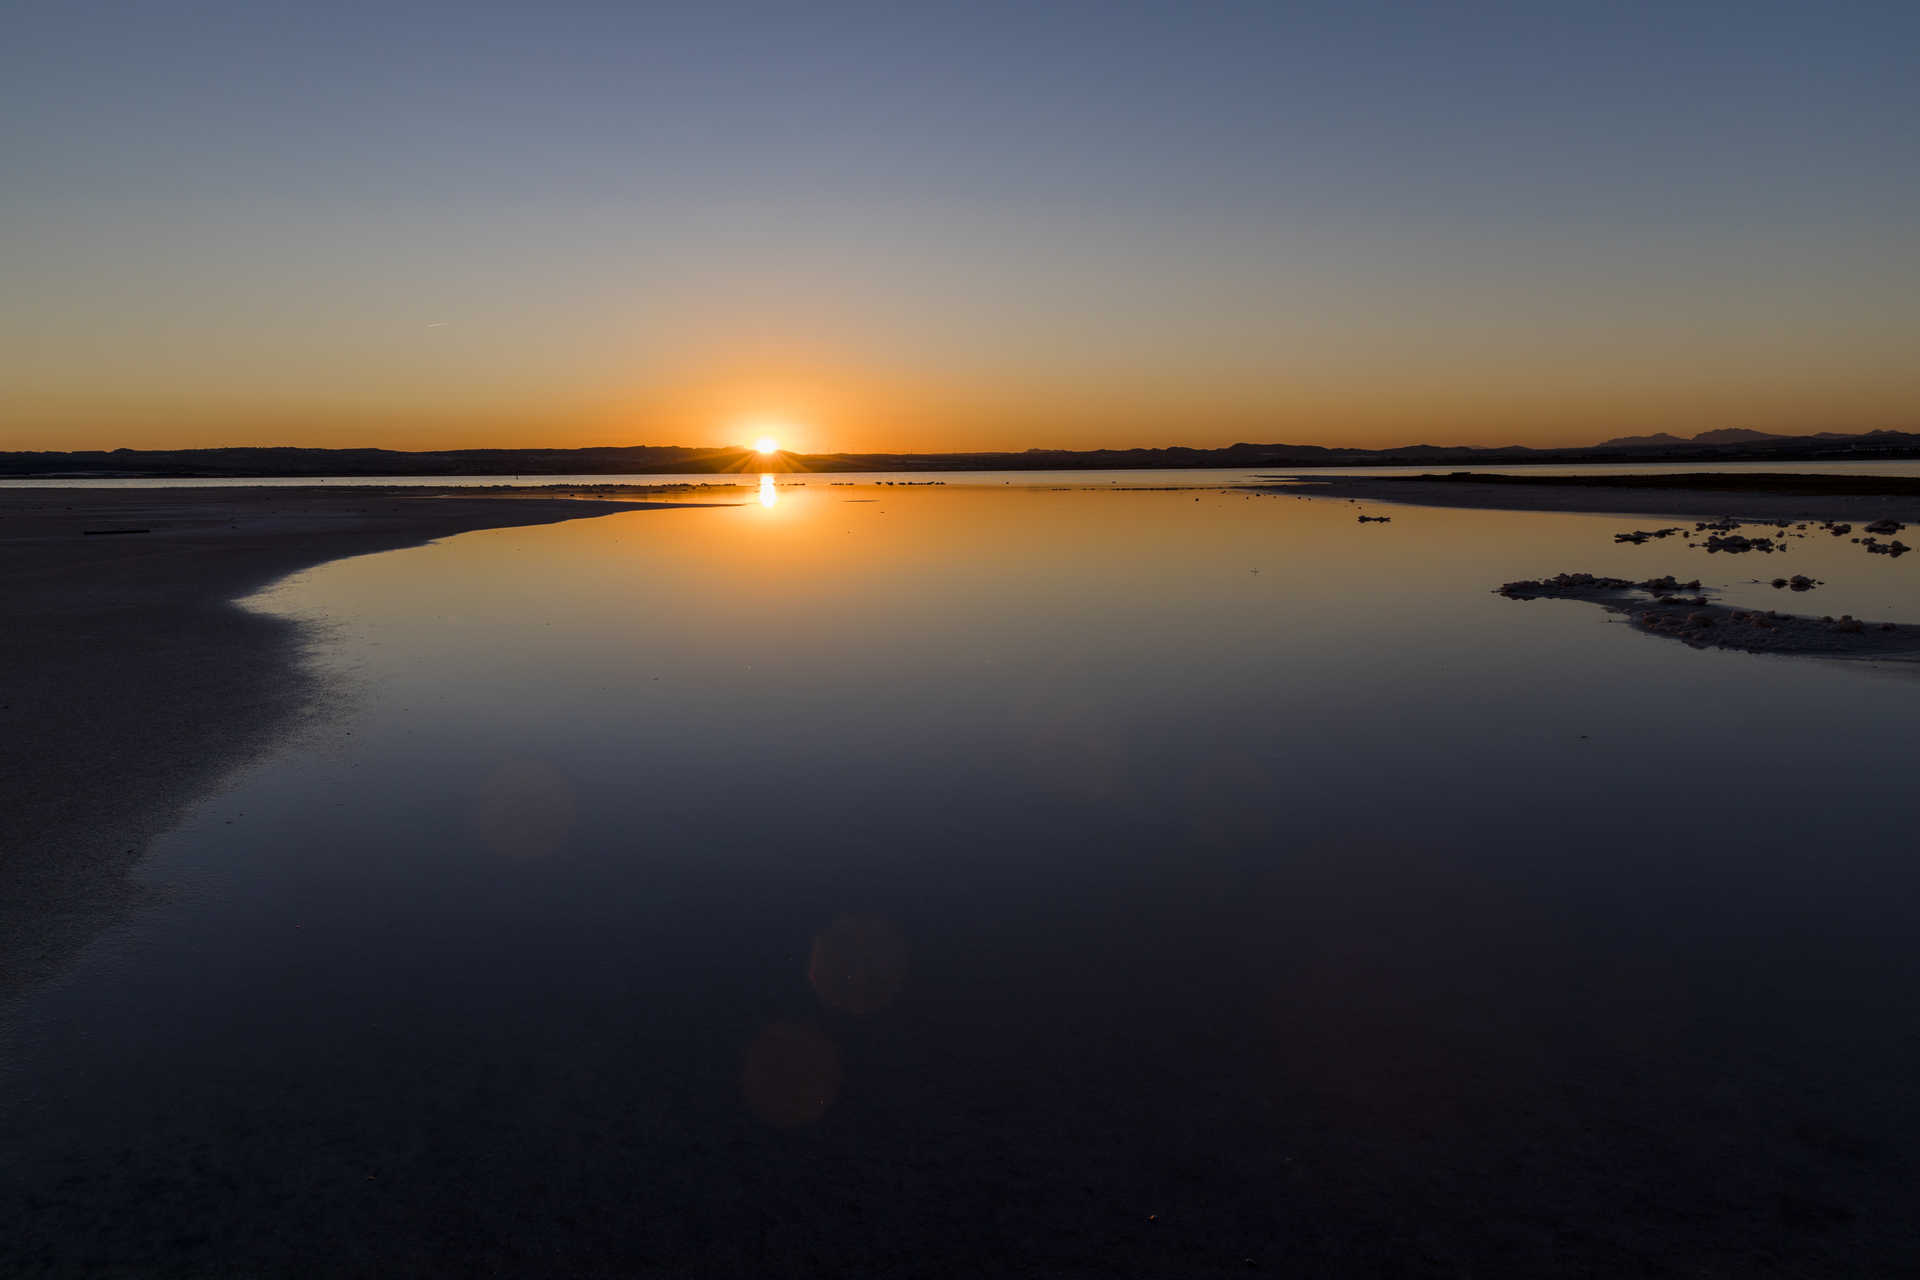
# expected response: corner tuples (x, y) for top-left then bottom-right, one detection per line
(5, 0), (1917, 453)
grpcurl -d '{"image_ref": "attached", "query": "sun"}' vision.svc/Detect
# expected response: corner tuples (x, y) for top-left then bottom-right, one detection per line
(754, 435), (779, 456)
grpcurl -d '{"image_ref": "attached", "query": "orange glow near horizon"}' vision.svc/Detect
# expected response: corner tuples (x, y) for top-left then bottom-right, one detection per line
(8, 2), (1919, 460)
(9, 354), (1918, 455)
(7, 337), (1919, 456)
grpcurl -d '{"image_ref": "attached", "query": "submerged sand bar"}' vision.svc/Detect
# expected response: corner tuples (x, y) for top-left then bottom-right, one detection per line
(1, 486), (708, 1002)
(1262, 471), (1920, 524)
(1497, 572), (1920, 661)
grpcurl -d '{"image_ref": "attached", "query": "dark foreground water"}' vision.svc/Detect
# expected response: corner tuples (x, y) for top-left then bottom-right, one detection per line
(5, 485), (1919, 1275)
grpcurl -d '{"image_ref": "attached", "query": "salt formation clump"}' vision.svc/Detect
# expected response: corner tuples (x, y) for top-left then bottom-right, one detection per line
(1704, 533), (1774, 554)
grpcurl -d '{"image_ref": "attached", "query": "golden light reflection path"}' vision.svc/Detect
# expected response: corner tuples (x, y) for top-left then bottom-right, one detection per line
(759, 473), (777, 508)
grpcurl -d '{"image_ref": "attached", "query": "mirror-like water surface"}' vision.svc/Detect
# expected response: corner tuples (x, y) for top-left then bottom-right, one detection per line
(5, 486), (1917, 1274)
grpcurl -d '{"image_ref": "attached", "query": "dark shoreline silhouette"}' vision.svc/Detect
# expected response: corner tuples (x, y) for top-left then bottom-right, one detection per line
(7, 427), (1920, 479)
(0, 487), (702, 1018)
(1267, 471), (1920, 525)
(1494, 572), (1920, 661)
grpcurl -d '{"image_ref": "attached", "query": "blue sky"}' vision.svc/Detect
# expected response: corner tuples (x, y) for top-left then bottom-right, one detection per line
(6, 0), (1916, 450)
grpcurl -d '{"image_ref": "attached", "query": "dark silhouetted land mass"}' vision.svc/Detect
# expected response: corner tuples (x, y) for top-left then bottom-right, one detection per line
(1359, 471), (1920, 495)
(1270, 471), (1920, 524)
(1494, 572), (1920, 660)
(6, 427), (1920, 478)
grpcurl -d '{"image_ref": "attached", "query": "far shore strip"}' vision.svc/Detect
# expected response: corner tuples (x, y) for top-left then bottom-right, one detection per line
(1, 485), (717, 1011)
(1254, 472), (1920, 660)
(1259, 471), (1920, 524)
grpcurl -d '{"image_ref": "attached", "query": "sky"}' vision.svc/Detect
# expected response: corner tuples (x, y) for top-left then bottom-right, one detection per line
(4, 0), (1917, 453)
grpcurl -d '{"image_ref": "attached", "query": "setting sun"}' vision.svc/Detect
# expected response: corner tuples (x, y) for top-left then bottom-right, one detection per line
(754, 436), (779, 456)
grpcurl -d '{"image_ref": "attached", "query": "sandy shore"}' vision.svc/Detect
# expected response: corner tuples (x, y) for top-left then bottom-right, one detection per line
(1495, 572), (1920, 661)
(0, 486), (709, 1006)
(1261, 472), (1920, 523)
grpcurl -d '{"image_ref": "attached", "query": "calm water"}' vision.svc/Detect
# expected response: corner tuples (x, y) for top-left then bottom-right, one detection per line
(5, 484), (1919, 1274)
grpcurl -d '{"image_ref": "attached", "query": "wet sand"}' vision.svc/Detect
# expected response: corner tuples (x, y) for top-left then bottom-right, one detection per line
(1263, 472), (1920, 524)
(1495, 573), (1920, 660)
(0, 486), (708, 1006)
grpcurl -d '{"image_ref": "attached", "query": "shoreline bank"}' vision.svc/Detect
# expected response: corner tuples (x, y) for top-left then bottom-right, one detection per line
(1495, 572), (1920, 661)
(1261, 472), (1920, 523)
(1, 487), (706, 1007)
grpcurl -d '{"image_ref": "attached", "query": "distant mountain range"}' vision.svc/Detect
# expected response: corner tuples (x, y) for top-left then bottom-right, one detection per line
(5, 428), (1918, 478)
(1594, 427), (1871, 449)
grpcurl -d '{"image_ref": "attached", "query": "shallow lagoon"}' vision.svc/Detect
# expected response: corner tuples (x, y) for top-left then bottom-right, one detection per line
(5, 484), (1918, 1273)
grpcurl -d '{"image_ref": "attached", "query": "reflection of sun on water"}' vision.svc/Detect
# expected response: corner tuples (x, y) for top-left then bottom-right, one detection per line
(759, 474), (777, 508)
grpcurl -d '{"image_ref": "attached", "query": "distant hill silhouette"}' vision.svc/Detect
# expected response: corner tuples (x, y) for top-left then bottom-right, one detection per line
(1595, 427), (1865, 449)
(5, 429), (1918, 478)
